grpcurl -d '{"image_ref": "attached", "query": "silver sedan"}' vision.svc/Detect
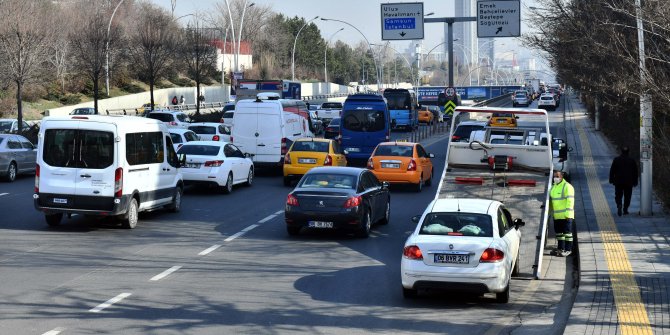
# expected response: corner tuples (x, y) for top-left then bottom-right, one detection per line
(0, 134), (37, 182)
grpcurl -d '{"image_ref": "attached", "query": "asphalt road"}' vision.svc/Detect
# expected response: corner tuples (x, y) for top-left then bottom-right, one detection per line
(0, 98), (567, 335)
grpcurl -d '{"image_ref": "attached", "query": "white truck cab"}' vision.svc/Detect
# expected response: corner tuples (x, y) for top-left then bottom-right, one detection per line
(34, 115), (184, 228)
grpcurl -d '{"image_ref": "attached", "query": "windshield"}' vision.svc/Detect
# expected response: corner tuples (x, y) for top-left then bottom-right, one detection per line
(454, 124), (484, 138)
(177, 145), (220, 156)
(189, 126), (216, 134)
(374, 145), (413, 157)
(291, 141), (329, 153)
(147, 113), (174, 122)
(328, 118), (340, 126)
(420, 212), (493, 237)
(383, 92), (411, 110)
(342, 110), (386, 132)
(44, 129), (114, 168)
(0, 121), (12, 132)
(321, 103), (342, 109)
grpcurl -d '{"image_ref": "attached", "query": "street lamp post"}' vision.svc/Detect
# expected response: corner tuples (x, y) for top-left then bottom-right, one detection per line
(105, 0), (125, 97)
(324, 28), (344, 93)
(321, 17), (380, 91)
(372, 43), (415, 87)
(292, 16), (319, 81)
(237, 2), (254, 72)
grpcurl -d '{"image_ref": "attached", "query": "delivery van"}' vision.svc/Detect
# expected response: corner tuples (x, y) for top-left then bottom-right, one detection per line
(34, 115), (184, 228)
(231, 93), (315, 168)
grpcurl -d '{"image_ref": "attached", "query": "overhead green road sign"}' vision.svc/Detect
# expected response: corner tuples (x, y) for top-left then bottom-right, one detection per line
(477, 0), (520, 38)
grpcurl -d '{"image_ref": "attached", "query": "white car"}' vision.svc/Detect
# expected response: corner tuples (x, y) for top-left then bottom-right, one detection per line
(177, 141), (254, 193)
(188, 122), (231, 142)
(0, 118), (31, 134)
(401, 198), (525, 303)
(169, 129), (199, 152)
(147, 111), (191, 128)
(537, 93), (557, 111)
(220, 102), (235, 125)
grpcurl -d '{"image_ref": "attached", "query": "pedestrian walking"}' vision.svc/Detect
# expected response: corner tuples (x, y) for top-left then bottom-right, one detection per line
(180, 95), (185, 105)
(550, 170), (575, 257)
(171, 96), (178, 105)
(609, 146), (638, 216)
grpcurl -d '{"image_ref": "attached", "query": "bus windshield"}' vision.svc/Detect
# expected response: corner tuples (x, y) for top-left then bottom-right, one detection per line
(384, 92), (411, 110)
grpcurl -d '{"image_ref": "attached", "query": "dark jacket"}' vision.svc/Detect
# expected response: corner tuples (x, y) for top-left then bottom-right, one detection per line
(609, 153), (638, 187)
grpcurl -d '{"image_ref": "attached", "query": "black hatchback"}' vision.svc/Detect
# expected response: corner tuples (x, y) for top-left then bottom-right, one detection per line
(324, 117), (341, 139)
(285, 166), (390, 238)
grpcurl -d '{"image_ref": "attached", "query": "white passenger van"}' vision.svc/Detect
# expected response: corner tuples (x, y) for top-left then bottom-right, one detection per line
(231, 93), (315, 168)
(34, 115), (184, 228)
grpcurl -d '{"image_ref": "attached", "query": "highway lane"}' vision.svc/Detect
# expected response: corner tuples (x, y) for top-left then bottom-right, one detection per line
(0, 103), (567, 334)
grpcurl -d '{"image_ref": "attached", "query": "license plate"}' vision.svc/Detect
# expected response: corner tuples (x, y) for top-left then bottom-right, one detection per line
(497, 120), (506, 123)
(434, 253), (469, 264)
(346, 147), (360, 152)
(308, 221), (334, 228)
(53, 198), (68, 204)
(381, 163), (400, 169)
(298, 158), (317, 164)
(185, 163), (201, 169)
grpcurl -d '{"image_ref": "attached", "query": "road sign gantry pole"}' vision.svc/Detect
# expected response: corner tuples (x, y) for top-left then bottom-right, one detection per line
(424, 17), (476, 87)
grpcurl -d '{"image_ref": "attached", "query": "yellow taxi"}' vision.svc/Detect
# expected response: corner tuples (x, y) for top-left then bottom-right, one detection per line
(418, 106), (435, 125)
(283, 138), (347, 186)
(367, 142), (434, 192)
(488, 112), (518, 128)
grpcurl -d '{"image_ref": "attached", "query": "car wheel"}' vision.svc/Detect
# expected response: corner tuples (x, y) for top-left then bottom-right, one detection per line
(403, 287), (418, 299)
(45, 213), (63, 226)
(283, 176), (292, 187)
(121, 198), (138, 229)
(4, 162), (17, 182)
(415, 177), (423, 192)
(380, 200), (390, 225)
(425, 169), (433, 187)
(245, 167), (254, 186)
(168, 187), (182, 213)
(512, 253), (520, 276)
(287, 226), (301, 236)
(222, 173), (233, 194)
(496, 282), (510, 303)
(357, 210), (371, 238)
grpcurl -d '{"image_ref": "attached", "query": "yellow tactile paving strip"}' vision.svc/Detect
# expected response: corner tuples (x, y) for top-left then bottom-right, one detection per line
(577, 119), (653, 334)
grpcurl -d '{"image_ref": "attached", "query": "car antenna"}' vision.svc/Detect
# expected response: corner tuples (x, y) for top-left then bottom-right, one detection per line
(457, 200), (461, 212)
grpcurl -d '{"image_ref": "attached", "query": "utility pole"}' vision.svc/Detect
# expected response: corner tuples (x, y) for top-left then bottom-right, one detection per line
(635, 0), (653, 215)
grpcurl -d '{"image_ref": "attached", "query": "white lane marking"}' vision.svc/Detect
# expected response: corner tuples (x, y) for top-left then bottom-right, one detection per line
(42, 328), (65, 335)
(0, 193), (8, 197)
(274, 210), (284, 215)
(150, 266), (182, 281)
(224, 224), (259, 242)
(198, 244), (221, 256)
(258, 214), (276, 223)
(89, 293), (132, 313)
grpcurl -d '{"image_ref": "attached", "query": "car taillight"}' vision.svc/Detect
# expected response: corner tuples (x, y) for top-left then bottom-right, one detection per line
(324, 155), (332, 166)
(326, 127), (334, 132)
(403, 245), (423, 260)
(284, 153), (292, 165)
(213, 135), (220, 141)
(169, 121), (177, 126)
(367, 158), (374, 169)
(34, 164), (40, 193)
(451, 135), (460, 141)
(286, 194), (299, 206)
(230, 136), (234, 143)
(204, 160), (224, 167)
(479, 248), (505, 262)
(407, 159), (417, 171)
(114, 167), (123, 198)
(281, 137), (288, 155)
(343, 195), (361, 208)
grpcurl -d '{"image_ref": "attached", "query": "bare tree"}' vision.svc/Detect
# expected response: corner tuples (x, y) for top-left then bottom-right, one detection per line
(69, 0), (123, 114)
(179, 20), (218, 114)
(47, 5), (75, 94)
(0, 0), (54, 132)
(127, 2), (179, 112)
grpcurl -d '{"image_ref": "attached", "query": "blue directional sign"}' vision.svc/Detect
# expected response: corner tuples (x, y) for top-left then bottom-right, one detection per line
(381, 3), (424, 40)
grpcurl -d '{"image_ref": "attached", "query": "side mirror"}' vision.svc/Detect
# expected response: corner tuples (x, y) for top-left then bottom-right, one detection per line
(245, 153), (254, 158)
(178, 154), (186, 167)
(382, 181), (390, 189)
(411, 215), (421, 224)
(515, 116), (519, 119)
(343, 149), (349, 155)
(513, 218), (525, 229)
(428, 153), (435, 158)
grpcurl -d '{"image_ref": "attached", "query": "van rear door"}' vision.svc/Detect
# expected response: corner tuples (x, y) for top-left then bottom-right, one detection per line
(255, 104), (282, 163)
(231, 102), (260, 158)
(75, 125), (117, 202)
(40, 122), (80, 206)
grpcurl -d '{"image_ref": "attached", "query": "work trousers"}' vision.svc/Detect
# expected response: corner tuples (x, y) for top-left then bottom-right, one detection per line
(554, 218), (573, 252)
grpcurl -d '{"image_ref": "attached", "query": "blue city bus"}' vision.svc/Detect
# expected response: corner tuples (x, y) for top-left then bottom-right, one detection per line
(340, 94), (390, 163)
(383, 88), (417, 130)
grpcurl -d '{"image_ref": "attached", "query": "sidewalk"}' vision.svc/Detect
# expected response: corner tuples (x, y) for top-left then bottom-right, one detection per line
(563, 94), (670, 334)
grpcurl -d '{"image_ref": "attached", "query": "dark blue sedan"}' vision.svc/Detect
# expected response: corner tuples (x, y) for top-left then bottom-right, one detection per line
(285, 166), (390, 238)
